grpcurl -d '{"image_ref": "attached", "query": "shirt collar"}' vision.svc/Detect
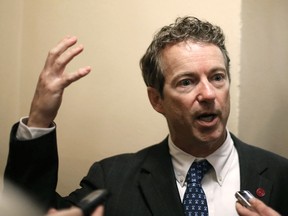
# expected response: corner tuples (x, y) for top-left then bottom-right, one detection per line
(169, 129), (235, 187)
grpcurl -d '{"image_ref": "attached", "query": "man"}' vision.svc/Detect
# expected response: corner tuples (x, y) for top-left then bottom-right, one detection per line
(4, 16), (288, 215)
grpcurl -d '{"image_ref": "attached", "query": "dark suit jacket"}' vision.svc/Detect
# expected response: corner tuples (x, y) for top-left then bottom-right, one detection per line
(4, 123), (288, 215)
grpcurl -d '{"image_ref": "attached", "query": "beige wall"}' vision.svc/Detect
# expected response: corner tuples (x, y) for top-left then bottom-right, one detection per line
(0, 1), (23, 184)
(239, 0), (288, 157)
(3, 0), (277, 195)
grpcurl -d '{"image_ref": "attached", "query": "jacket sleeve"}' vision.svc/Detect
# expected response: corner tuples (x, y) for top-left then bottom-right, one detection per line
(4, 122), (69, 210)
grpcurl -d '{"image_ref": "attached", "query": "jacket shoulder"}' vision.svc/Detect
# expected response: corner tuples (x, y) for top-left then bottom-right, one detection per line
(95, 138), (168, 169)
(231, 133), (288, 167)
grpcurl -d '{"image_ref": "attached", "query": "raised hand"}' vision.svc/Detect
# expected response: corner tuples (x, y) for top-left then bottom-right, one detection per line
(27, 36), (91, 128)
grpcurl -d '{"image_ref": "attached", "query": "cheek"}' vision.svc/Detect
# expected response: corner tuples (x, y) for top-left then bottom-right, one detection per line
(221, 92), (230, 115)
(162, 87), (198, 115)
(163, 96), (192, 117)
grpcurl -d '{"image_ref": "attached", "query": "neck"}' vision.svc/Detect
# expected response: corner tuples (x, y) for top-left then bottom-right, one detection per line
(172, 131), (227, 157)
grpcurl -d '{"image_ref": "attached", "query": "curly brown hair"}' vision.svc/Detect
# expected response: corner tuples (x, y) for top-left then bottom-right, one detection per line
(140, 16), (230, 97)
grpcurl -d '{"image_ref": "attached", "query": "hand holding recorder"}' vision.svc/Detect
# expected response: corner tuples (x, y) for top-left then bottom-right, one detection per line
(235, 190), (281, 216)
(47, 189), (108, 216)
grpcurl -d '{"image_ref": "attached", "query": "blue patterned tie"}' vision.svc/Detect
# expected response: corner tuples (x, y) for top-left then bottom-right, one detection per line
(183, 160), (211, 216)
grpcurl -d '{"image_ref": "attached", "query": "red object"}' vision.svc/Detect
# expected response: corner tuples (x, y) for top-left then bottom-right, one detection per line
(256, 188), (265, 197)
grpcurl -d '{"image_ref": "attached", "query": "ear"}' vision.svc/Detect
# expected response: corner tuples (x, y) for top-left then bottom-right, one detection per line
(147, 87), (165, 115)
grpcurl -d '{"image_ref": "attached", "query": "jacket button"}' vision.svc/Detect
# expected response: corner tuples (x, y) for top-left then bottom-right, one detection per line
(256, 188), (265, 197)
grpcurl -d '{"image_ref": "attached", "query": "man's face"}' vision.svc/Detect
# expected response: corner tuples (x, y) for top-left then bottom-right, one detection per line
(148, 41), (230, 155)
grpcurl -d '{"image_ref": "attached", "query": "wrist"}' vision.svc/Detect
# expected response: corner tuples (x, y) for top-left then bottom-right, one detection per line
(27, 112), (54, 128)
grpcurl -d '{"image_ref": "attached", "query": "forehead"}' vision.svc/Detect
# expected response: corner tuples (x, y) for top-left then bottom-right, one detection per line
(160, 41), (225, 75)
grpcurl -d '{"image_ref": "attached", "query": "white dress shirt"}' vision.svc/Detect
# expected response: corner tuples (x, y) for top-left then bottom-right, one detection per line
(16, 117), (55, 140)
(169, 130), (240, 216)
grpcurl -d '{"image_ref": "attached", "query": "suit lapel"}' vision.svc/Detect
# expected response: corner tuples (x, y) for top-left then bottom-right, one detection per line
(138, 138), (185, 216)
(233, 134), (272, 204)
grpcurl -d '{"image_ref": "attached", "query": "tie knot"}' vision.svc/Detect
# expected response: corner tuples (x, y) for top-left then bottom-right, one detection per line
(186, 160), (211, 184)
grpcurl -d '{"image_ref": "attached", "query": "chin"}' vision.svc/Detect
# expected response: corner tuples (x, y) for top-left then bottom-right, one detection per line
(197, 128), (226, 144)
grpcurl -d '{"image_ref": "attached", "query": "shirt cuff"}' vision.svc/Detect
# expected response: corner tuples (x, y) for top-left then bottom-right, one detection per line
(16, 117), (56, 140)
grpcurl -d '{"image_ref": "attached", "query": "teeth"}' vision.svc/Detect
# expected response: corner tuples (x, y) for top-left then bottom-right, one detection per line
(199, 115), (215, 122)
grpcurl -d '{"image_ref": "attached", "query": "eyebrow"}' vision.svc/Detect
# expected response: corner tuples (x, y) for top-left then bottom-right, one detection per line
(172, 71), (197, 80)
(172, 66), (227, 80)
(209, 67), (227, 75)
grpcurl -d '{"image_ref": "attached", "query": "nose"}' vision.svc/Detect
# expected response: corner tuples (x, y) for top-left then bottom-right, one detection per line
(196, 80), (216, 103)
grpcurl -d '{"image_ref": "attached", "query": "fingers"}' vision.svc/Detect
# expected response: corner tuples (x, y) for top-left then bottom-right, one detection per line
(249, 199), (281, 216)
(236, 202), (258, 216)
(46, 206), (104, 216)
(46, 207), (82, 216)
(236, 199), (281, 216)
(91, 205), (104, 216)
(45, 36), (79, 70)
(27, 36), (91, 128)
(44, 35), (88, 80)
(46, 36), (91, 88)
(46, 208), (58, 214)
(63, 66), (92, 88)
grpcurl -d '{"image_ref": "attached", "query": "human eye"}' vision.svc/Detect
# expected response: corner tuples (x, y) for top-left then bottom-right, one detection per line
(179, 79), (193, 86)
(212, 73), (226, 83)
(214, 74), (224, 81)
(210, 72), (227, 87)
(175, 78), (196, 93)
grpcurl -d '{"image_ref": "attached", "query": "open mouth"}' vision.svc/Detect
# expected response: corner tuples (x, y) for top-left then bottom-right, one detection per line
(197, 113), (217, 122)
